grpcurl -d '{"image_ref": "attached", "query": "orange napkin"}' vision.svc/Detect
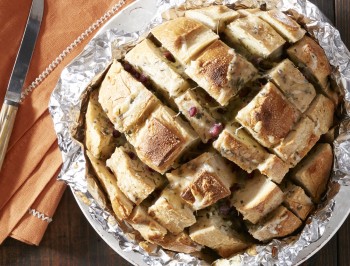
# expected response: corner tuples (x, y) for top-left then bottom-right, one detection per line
(0, 0), (132, 245)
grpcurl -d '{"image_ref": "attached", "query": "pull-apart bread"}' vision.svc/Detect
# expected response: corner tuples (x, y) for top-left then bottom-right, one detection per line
(83, 5), (338, 261)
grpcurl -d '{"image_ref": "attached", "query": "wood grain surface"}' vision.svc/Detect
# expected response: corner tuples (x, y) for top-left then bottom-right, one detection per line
(1, 0), (349, 265)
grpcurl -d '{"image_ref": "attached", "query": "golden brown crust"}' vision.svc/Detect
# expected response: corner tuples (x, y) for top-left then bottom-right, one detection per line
(282, 182), (314, 221)
(306, 94), (335, 135)
(186, 40), (257, 106)
(259, 10), (306, 43)
(156, 232), (202, 254)
(248, 206), (302, 242)
(127, 205), (168, 243)
(226, 15), (286, 59)
(98, 60), (160, 132)
(236, 82), (301, 148)
(230, 174), (284, 224)
(290, 143), (333, 202)
(151, 17), (218, 64)
(128, 105), (199, 174)
(273, 117), (320, 167)
(181, 171), (231, 208)
(287, 36), (332, 90)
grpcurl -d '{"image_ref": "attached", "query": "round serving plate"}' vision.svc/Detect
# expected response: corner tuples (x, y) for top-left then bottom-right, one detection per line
(69, 0), (350, 265)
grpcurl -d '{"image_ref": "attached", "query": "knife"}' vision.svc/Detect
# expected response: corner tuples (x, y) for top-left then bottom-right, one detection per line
(0, 0), (44, 171)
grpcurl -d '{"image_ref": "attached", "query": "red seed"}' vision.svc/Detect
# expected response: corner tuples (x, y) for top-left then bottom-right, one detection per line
(113, 129), (121, 138)
(189, 106), (198, 117)
(209, 123), (223, 138)
(123, 62), (132, 72)
(163, 51), (175, 62)
(139, 73), (149, 84)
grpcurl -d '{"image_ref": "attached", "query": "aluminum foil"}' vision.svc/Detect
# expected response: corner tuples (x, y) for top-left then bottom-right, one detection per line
(49, 0), (350, 265)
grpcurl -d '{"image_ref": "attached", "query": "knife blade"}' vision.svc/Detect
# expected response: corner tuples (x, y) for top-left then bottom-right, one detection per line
(0, 0), (44, 171)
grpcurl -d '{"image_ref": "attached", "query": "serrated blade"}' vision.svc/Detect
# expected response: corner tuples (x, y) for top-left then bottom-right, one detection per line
(4, 0), (44, 105)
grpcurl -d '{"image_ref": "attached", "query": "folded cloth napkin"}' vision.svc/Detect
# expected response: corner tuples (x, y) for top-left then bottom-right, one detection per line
(0, 0), (132, 245)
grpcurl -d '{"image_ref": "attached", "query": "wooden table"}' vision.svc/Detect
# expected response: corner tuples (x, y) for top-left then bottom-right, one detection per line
(1, 0), (349, 265)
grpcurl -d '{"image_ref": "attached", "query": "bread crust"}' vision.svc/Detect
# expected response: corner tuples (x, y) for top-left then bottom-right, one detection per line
(287, 36), (332, 90)
(248, 206), (302, 241)
(236, 82), (301, 148)
(151, 17), (218, 64)
(186, 40), (257, 106)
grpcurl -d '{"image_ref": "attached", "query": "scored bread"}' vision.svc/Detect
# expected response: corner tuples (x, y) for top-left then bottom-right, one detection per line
(185, 5), (239, 32)
(167, 152), (236, 210)
(125, 39), (190, 98)
(189, 205), (250, 258)
(85, 90), (118, 160)
(127, 105), (199, 174)
(106, 144), (165, 205)
(290, 143), (333, 203)
(148, 188), (196, 234)
(151, 17), (219, 64)
(287, 36), (332, 90)
(236, 82), (301, 148)
(247, 206), (302, 242)
(185, 40), (257, 106)
(225, 15), (286, 60)
(268, 59), (316, 113)
(230, 173), (284, 224)
(83, 5), (337, 260)
(99, 60), (160, 132)
(86, 151), (134, 220)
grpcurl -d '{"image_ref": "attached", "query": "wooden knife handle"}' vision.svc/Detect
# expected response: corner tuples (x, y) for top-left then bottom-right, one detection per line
(0, 102), (18, 172)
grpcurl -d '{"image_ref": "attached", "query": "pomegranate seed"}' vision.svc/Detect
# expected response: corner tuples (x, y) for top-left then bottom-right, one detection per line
(163, 51), (175, 62)
(209, 123), (223, 138)
(133, 72), (140, 80)
(189, 106), (198, 117)
(123, 62), (132, 72)
(139, 74), (149, 84)
(112, 129), (121, 138)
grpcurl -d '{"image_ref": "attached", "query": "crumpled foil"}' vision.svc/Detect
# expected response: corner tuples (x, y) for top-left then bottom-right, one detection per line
(49, 0), (350, 265)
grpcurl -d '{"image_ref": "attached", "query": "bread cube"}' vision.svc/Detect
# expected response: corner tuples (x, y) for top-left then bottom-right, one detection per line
(87, 151), (134, 220)
(259, 10), (306, 43)
(156, 232), (202, 254)
(106, 145), (164, 205)
(185, 5), (239, 32)
(98, 60), (159, 132)
(189, 205), (250, 258)
(85, 90), (118, 160)
(230, 173), (284, 224)
(226, 16), (286, 60)
(186, 40), (257, 106)
(175, 89), (220, 143)
(281, 182), (314, 220)
(213, 123), (266, 170)
(287, 36), (332, 90)
(248, 206), (302, 242)
(290, 143), (333, 202)
(151, 17), (219, 64)
(305, 94), (334, 135)
(268, 59), (316, 113)
(167, 152), (236, 210)
(257, 154), (289, 184)
(236, 82), (301, 148)
(127, 105), (199, 174)
(125, 39), (190, 98)
(127, 205), (167, 243)
(273, 116), (320, 167)
(148, 188), (196, 234)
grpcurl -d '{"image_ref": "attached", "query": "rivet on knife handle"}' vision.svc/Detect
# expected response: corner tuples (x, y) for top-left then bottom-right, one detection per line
(0, 102), (18, 171)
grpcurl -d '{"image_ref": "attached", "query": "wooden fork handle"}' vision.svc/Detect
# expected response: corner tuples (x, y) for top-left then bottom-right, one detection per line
(0, 102), (18, 172)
